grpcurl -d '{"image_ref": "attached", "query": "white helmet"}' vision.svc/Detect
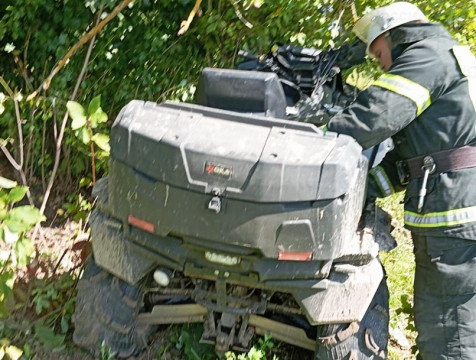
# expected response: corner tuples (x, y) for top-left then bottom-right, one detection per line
(353, 2), (428, 55)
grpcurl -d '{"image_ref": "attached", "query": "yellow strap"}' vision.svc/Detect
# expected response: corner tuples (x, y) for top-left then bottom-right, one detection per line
(373, 73), (431, 116)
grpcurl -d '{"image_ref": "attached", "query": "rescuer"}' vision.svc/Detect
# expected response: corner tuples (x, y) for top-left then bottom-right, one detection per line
(327, 2), (476, 358)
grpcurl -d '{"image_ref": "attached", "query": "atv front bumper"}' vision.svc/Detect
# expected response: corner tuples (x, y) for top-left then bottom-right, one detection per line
(90, 206), (384, 325)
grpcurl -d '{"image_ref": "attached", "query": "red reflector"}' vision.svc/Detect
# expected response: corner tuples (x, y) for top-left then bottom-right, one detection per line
(128, 215), (155, 233)
(278, 251), (313, 261)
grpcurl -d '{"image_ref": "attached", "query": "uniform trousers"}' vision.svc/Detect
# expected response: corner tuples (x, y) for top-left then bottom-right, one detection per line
(413, 234), (476, 359)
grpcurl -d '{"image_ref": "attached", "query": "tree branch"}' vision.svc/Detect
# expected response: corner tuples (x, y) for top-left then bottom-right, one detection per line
(0, 76), (34, 205)
(230, 0), (253, 29)
(37, 10), (102, 218)
(14, 99), (24, 168)
(178, 0), (203, 36)
(27, 0), (133, 101)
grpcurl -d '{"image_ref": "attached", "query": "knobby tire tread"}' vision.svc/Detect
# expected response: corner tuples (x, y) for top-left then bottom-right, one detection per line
(73, 177), (150, 358)
(73, 258), (149, 358)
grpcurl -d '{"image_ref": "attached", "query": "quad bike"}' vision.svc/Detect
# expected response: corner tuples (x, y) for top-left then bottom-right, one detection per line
(73, 42), (394, 359)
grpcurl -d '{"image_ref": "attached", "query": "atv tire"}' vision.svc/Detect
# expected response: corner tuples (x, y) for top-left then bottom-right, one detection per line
(315, 278), (389, 360)
(72, 257), (151, 358)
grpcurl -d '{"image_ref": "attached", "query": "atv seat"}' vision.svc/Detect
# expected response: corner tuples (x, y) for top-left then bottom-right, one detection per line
(194, 68), (287, 119)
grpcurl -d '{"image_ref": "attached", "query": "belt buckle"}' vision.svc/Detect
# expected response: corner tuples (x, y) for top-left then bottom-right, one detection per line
(396, 160), (410, 186)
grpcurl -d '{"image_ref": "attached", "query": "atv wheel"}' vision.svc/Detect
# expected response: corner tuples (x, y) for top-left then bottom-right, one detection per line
(315, 279), (389, 360)
(73, 257), (151, 358)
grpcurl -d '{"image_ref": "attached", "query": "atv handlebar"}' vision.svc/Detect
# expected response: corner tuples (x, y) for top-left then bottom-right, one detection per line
(236, 40), (365, 125)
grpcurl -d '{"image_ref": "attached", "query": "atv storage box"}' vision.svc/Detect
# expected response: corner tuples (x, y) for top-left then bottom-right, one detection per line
(91, 100), (384, 326)
(109, 100), (367, 260)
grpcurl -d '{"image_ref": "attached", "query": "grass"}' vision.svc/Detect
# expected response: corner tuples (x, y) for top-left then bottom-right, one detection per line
(379, 193), (418, 359)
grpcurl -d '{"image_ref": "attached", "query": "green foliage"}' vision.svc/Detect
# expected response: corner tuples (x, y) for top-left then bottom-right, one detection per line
(0, 177), (44, 316)
(60, 192), (93, 222)
(166, 325), (280, 360)
(67, 95), (109, 153)
(225, 333), (279, 360)
(33, 324), (66, 351)
(65, 94), (110, 188)
(0, 338), (23, 360)
(174, 324), (215, 360)
(379, 193), (417, 358)
(31, 272), (76, 325)
(0, 273), (77, 357)
(97, 342), (116, 360)
(0, 177), (75, 357)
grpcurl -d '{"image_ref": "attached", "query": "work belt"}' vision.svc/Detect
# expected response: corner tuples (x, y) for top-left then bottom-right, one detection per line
(396, 145), (476, 212)
(404, 145), (476, 178)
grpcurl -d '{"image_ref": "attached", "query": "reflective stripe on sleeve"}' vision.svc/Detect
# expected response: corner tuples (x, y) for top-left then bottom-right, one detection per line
(369, 165), (394, 197)
(373, 73), (431, 116)
(404, 206), (476, 228)
(452, 46), (476, 132)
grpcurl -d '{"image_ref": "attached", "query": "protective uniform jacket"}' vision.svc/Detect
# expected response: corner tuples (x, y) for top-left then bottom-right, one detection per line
(327, 23), (476, 239)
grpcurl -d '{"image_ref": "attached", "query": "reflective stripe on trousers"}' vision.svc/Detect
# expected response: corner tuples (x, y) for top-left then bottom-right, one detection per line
(405, 206), (476, 228)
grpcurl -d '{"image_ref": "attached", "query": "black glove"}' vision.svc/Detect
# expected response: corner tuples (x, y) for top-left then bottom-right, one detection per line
(336, 39), (367, 69)
(294, 92), (331, 125)
(359, 174), (397, 251)
(359, 201), (396, 251)
(359, 197), (377, 232)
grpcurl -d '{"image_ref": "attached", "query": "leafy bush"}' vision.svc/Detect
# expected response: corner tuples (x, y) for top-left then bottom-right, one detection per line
(0, 176), (44, 316)
(225, 333), (279, 360)
(1, 0), (474, 206)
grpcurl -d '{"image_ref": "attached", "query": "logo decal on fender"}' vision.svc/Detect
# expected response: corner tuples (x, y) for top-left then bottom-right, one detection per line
(205, 162), (233, 179)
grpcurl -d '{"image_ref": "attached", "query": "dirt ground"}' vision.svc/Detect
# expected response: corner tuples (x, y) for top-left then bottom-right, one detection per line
(7, 218), (179, 360)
